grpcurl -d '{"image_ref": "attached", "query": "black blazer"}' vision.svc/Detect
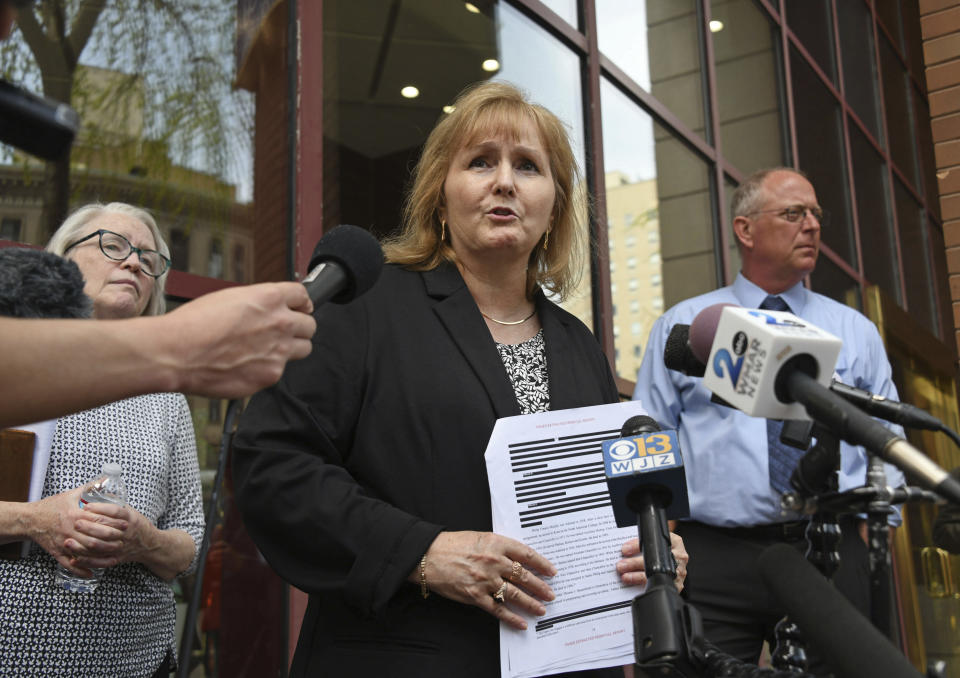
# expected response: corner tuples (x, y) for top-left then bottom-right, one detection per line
(233, 263), (619, 677)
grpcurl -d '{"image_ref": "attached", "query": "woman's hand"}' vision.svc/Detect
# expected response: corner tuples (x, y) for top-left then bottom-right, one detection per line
(616, 532), (689, 592)
(18, 487), (128, 576)
(417, 530), (557, 630)
(64, 503), (195, 581)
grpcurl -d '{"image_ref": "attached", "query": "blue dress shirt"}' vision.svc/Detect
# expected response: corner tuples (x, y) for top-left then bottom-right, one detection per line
(633, 273), (905, 527)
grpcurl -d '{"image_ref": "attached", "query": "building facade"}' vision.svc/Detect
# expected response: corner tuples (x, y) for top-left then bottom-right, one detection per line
(3, 0), (960, 675)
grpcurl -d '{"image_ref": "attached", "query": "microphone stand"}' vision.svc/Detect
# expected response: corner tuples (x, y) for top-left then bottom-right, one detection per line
(628, 486), (817, 678)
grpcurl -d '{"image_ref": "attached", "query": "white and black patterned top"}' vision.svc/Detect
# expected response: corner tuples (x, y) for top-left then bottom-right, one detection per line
(496, 329), (550, 414)
(0, 393), (204, 678)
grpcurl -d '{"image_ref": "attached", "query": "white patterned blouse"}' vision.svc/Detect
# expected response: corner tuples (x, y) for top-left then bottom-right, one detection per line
(0, 393), (204, 677)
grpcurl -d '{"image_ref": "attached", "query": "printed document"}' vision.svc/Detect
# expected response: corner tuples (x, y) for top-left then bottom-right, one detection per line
(485, 400), (648, 677)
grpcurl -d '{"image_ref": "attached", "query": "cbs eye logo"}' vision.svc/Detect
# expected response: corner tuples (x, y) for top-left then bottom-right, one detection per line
(608, 440), (638, 460)
(712, 331), (747, 386)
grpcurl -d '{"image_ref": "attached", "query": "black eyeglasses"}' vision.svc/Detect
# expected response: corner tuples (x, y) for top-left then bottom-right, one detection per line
(64, 229), (171, 278)
(746, 205), (830, 227)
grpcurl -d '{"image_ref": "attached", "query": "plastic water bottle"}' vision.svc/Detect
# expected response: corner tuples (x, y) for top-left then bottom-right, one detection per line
(54, 462), (128, 593)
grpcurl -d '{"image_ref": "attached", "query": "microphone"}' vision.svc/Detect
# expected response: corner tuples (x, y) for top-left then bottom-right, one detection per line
(828, 380), (943, 431)
(0, 80), (79, 160)
(666, 327), (943, 434)
(758, 543), (922, 678)
(694, 304), (960, 505)
(603, 415), (689, 588)
(302, 225), (384, 306)
(0, 248), (92, 319)
(663, 324), (705, 377)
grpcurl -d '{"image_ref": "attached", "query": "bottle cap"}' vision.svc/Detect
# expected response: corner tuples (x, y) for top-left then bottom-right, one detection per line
(102, 462), (122, 476)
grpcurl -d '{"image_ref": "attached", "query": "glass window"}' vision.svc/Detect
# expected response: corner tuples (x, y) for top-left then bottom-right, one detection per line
(874, 0), (903, 51)
(0, 2), (255, 282)
(322, 0), (590, 326)
(538, 0), (578, 28)
(784, 0), (836, 84)
(810, 253), (862, 310)
(0, 217), (22, 241)
(791, 47), (855, 269)
(879, 35), (919, 187)
(724, 175), (741, 282)
(913, 93), (941, 219)
(899, 0), (925, 84)
(928, 220), (953, 342)
(849, 121), (899, 303)
(711, 0), (786, 175)
(601, 77), (716, 380)
(597, 0), (707, 139)
(895, 178), (936, 334)
(836, 0), (881, 141)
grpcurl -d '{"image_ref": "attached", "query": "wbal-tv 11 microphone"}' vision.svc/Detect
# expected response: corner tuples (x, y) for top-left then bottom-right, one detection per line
(603, 415), (690, 529)
(759, 543), (922, 678)
(692, 304), (960, 505)
(302, 224), (384, 307)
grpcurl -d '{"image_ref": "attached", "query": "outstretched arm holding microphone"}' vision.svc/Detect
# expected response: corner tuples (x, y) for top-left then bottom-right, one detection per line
(0, 282), (316, 429)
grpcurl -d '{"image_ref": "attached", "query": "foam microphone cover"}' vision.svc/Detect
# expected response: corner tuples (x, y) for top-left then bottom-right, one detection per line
(688, 303), (734, 364)
(758, 543), (921, 678)
(0, 248), (92, 319)
(307, 224), (383, 303)
(663, 324), (705, 377)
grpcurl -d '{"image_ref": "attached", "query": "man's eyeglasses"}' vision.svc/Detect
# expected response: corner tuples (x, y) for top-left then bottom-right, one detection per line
(64, 229), (171, 278)
(746, 205), (829, 227)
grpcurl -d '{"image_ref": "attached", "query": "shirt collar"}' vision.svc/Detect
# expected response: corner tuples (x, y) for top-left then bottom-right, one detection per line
(732, 272), (808, 315)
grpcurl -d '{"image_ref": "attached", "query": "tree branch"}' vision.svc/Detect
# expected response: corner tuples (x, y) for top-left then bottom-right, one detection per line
(67, 0), (106, 69)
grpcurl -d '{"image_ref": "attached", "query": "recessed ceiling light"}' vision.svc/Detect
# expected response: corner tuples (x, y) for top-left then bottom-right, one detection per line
(401, 85), (420, 99)
(709, 20), (724, 33)
(443, 105), (456, 114)
(482, 59), (500, 72)
(465, 2), (480, 13)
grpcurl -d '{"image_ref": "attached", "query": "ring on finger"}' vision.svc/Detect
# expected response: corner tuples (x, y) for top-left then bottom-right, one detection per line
(492, 581), (507, 604)
(509, 560), (523, 583)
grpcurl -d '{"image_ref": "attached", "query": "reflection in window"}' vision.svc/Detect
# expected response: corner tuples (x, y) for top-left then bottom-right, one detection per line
(711, 0), (785, 174)
(791, 47), (855, 269)
(849, 122), (899, 303)
(0, 3), (254, 277)
(208, 238), (224, 279)
(597, 0), (707, 139)
(601, 77), (715, 379)
(0, 217), (22, 241)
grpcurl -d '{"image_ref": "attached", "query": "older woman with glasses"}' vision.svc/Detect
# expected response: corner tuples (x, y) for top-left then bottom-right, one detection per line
(0, 203), (203, 677)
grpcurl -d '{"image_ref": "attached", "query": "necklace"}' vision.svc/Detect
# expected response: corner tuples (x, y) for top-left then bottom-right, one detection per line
(480, 308), (536, 326)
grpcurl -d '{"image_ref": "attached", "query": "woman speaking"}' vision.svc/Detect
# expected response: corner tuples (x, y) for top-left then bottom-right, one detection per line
(232, 81), (686, 677)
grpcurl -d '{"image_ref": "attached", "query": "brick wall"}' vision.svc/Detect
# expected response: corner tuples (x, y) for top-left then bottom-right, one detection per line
(922, 0), (960, 355)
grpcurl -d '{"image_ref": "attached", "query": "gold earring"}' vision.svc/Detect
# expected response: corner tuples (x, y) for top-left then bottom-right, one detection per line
(440, 220), (446, 242)
(543, 229), (549, 251)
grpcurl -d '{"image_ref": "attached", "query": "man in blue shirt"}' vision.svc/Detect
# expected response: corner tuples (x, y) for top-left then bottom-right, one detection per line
(634, 167), (904, 665)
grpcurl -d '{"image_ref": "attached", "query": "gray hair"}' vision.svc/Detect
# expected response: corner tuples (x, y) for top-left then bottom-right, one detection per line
(730, 166), (809, 219)
(46, 202), (170, 316)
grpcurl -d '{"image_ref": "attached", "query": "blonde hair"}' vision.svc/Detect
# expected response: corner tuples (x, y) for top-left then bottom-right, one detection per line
(47, 202), (169, 316)
(382, 81), (585, 300)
